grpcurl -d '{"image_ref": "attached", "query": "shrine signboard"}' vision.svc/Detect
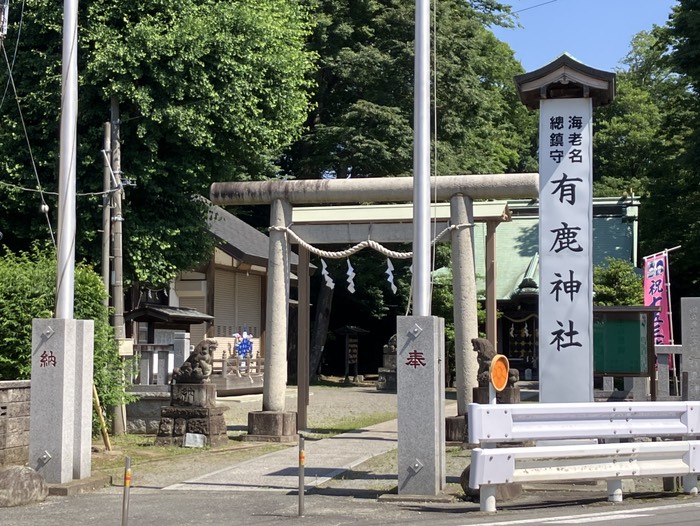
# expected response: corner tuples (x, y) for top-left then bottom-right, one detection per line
(538, 97), (594, 402)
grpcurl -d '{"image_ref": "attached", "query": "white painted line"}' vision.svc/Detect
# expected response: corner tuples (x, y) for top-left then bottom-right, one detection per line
(465, 501), (700, 526)
(552, 513), (651, 524)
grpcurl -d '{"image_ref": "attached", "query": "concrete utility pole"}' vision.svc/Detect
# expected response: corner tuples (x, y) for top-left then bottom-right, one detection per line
(111, 97), (127, 435)
(110, 97), (125, 341)
(102, 123), (111, 308)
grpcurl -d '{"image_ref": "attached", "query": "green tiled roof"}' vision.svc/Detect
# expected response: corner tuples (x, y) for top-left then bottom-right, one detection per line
(473, 199), (637, 300)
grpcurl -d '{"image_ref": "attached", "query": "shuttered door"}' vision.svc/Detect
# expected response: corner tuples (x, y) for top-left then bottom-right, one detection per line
(214, 269), (236, 338)
(235, 273), (262, 338)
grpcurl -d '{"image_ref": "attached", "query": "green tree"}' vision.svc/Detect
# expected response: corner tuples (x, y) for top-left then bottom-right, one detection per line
(591, 16), (700, 304)
(0, 246), (128, 425)
(593, 28), (692, 198)
(282, 0), (536, 179)
(0, 0), (315, 288)
(593, 257), (644, 306)
(652, 0), (700, 295)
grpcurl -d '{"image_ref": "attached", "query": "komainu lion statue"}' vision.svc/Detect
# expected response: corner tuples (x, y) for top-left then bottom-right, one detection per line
(171, 338), (216, 384)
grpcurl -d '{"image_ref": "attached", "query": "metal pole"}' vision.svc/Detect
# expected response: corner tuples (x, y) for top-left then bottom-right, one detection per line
(486, 221), (498, 347)
(102, 123), (111, 308)
(297, 246), (310, 431)
(298, 434), (305, 517)
(56, 0), (78, 319)
(121, 456), (131, 526)
(412, 0), (431, 316)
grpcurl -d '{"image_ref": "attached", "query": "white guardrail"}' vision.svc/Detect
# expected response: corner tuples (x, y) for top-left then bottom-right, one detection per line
(467, 402), (700, 512)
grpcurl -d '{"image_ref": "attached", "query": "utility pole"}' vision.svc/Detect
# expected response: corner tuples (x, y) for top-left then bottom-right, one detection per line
(111, 97), (127, 435)
(111, 97), (125, 340)
(102, 122), (111, 308)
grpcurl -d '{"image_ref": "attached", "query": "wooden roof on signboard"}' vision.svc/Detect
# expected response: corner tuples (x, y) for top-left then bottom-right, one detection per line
(514, 53), (616, 110)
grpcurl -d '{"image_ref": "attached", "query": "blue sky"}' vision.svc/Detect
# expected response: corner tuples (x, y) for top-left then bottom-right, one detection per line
(491, 0), (679, 72)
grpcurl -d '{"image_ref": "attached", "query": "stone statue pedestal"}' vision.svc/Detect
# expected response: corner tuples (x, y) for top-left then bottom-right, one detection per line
(155, 383), (229, 447)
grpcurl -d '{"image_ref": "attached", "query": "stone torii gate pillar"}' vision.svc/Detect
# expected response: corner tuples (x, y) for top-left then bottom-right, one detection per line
(211, 174), (538, 441)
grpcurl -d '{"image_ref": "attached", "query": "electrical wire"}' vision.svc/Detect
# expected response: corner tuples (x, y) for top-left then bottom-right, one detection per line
(513, 0), (559, 14)
(0, 178), (112, 198)
(0, 0), (25, 111)
(1, 39), (55, 246)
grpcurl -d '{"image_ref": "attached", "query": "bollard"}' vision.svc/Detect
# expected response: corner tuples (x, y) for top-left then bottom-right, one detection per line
(121, 456), (132, 526)
(480, 484), (497, 512)
(607, 479), (623, 502)
(683, 474), (698, 495)
(298, 433), (305, 517)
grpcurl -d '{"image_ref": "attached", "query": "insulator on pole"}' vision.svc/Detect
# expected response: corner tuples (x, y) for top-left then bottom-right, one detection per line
(0, 1), (9, 39)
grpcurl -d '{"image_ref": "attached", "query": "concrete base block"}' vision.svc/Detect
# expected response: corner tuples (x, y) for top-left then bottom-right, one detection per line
(47, 474), (112, 497)
(245, 411), (297, 442)
(460, 464), (522, 501)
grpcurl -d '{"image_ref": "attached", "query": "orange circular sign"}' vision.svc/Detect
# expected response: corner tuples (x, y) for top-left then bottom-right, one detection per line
(489, 354), (510, 392)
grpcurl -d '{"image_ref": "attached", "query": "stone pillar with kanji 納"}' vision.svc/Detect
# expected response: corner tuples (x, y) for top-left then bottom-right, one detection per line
(514, 54), (616, 403)
(29, 319), (94, 484)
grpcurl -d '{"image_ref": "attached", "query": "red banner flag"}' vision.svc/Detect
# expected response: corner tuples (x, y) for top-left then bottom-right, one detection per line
(643, 252), (672, 345)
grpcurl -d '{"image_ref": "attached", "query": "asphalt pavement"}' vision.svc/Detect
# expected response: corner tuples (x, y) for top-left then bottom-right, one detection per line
(3, 386), (699, 525)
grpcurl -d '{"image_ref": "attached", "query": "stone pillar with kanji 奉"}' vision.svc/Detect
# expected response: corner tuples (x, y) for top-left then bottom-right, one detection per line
(397, 315), (446, 496)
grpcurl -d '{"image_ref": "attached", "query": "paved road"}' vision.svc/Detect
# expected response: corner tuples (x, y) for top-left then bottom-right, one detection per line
(4, 477), (700, 525)
(4, 386), (700, 525)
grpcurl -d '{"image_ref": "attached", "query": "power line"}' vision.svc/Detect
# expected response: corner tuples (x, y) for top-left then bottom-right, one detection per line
(513, 0), (559, 14)
(0, 179), (113, 198)
(0, 0), (26, 111)
(1, 39), (55, 245)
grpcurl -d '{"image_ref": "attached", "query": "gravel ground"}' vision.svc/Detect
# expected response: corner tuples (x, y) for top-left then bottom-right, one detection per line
(216, 382), (400, 433)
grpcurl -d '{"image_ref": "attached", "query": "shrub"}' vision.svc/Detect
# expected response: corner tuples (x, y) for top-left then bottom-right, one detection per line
(593, 257), (644, 306)
(0, 245), (130, 431)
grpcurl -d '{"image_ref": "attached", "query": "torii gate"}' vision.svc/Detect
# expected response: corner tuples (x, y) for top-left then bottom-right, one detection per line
(210, 173), (538, 438)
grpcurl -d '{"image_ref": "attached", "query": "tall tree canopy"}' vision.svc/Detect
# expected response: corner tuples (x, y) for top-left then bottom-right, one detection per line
(632, 0), (700, 296)
(282, 0), (536, 180)
(0, 0), (315, 287)
(593, 27), (692, 198)
(593, 1), (700, 299)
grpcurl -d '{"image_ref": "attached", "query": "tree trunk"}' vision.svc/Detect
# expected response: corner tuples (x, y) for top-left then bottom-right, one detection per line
(309, 284), (334, 382)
